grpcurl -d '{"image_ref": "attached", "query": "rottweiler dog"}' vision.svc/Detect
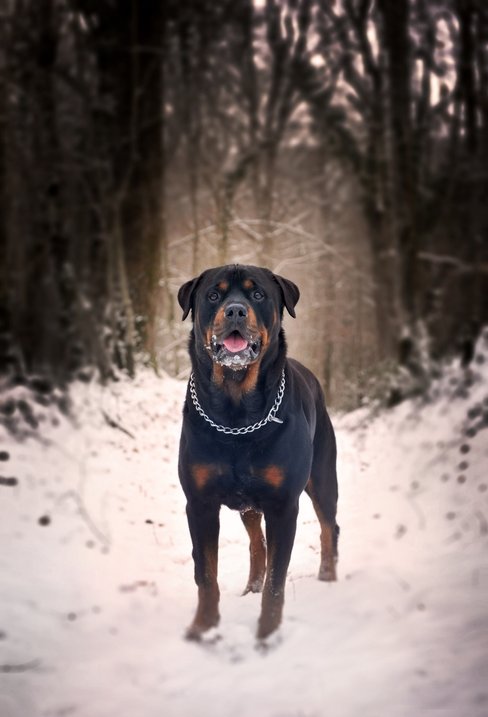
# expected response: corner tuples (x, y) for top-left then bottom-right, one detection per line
(178, 264), (338, 640)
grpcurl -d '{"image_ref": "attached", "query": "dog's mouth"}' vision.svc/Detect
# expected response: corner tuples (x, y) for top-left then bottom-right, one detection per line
(208, 330), (261, 369)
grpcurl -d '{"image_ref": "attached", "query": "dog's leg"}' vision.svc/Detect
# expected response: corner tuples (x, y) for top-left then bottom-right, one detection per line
(240, 509), (266, 595)
(306, 479), (338, 581)
(185, 502), (221, 640)
(307, 407), (339, 582)
(257, 501), (299, 640)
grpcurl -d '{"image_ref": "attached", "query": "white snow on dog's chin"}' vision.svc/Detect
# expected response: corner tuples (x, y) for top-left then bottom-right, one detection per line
(1, 343), (488, 717)
(214, 351), (253, 368)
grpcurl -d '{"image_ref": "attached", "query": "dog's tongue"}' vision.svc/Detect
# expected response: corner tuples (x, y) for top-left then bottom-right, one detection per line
(223, 333), (248, 353)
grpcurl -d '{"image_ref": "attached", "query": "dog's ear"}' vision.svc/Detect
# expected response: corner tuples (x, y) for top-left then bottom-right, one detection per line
(273, 273), (300, 318)
(178, 275), (202, 321)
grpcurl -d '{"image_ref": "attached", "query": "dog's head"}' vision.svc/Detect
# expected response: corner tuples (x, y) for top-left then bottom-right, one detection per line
(178, 265), (299, 372)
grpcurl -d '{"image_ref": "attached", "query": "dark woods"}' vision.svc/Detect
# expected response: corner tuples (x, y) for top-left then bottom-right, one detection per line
(0, 1), (486, 405)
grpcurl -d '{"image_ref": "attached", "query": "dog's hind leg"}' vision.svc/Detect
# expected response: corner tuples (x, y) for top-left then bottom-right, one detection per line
(305, 403), (339, 582)
(306, 479), (338, 581)
(307, 410), (339, 581)
(240, 509), (266, 595)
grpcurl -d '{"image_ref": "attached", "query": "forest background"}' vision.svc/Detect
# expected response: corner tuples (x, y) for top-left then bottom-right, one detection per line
(0, 0), (486, 408)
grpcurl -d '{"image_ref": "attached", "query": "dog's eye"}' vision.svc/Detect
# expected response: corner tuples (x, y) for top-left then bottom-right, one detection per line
(208, 290), (220, 302)
(253, 290), (264, 301)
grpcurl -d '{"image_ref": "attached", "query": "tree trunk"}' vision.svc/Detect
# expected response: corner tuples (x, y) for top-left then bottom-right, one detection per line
(108, 1), (165, 361)
(378, 0), (419, 350)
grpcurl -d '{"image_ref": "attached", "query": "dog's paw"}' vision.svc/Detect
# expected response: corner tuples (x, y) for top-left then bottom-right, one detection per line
(255, 629), (283, 654)
(318, 564), (337, 581)
(185, 614), (220, 642)
(242, 578), (264, 595)
(185, 624), (203, 641)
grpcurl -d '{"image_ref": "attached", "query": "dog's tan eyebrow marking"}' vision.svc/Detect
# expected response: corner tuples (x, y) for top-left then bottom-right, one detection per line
(260, 465), (285, 488)
(217, 280), (229, 291)
(242, 278), (254, 290)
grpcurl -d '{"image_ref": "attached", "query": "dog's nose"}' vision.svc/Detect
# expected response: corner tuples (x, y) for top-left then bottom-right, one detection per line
(225, 302), (248, 320)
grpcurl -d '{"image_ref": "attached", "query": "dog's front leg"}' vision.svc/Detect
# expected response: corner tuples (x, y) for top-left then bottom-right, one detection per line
(185, 501), (221, 640)
(257, 501), (299, 640)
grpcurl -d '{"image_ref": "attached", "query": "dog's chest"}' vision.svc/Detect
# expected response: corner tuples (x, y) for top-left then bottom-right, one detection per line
(189, 422), (313, 510)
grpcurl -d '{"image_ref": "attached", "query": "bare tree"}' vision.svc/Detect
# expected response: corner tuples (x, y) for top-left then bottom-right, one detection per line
(301, 0), (487, 366)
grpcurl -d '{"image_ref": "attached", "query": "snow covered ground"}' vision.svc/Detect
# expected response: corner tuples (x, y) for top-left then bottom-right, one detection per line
(1, 342), (487, 717)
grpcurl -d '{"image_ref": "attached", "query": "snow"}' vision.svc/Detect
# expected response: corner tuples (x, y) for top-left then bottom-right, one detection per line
(1, 348), (488, 717)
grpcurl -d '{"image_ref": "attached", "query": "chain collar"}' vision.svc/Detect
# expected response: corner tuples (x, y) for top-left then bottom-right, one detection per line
(188, 369), (286, 435)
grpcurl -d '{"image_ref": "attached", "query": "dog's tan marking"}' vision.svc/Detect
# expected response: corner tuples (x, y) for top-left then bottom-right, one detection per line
(213, 305), (226, 332)
(261, 325), (269, 350)
(261, 465), (285, 488)
(205, 326), (212, 348)
(246, 305), (258, 331)
(191, 463), (219, 490)
(212, 363), (225, 387)
(241, 510), (266, 594)
(239, 362), (260, 394)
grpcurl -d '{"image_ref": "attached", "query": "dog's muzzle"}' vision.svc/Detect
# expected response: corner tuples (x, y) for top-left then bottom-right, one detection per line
(208, 329), (261, 368)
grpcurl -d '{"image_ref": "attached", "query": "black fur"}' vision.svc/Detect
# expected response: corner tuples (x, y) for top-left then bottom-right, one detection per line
(177, 264), (338, 640)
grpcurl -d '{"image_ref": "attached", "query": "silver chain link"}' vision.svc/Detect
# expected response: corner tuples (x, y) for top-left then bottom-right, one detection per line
(189, 369), (286, 435)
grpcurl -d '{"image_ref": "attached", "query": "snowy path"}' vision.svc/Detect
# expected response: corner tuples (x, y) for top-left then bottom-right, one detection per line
(1, 367), (487, 717)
